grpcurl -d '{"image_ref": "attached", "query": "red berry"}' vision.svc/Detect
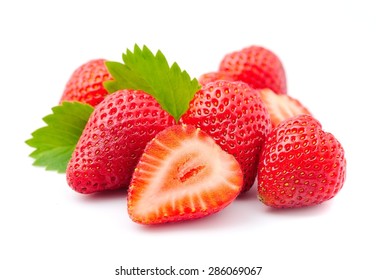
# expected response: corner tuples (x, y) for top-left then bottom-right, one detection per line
(257, 115), (346, 208)
(181, 80), (271, 192)
(219, 46), (287, 94)
(66, 89), (175, 194)
(127, 124), (243, 225)
(60, 59), (112, 107)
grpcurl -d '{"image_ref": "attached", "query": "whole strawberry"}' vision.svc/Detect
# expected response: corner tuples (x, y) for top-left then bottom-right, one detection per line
(219, 46), (287, 95)
(257, 115), (346, 208)
(181, 80), (271, 192)
(66, 89), (175, 194)
(60, 59), (112, 106)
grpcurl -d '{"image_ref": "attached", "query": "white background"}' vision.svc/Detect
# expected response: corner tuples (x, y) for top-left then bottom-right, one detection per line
(1, 0), (375, 279)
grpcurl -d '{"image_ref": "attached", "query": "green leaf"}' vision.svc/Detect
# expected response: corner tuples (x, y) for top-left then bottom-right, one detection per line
(104, 44), (201, 123)
(26, 102), (94, 173)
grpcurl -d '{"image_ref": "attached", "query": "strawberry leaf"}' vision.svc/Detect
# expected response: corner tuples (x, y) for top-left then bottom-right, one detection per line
(26, 102), (94, 173)
(104, 44), (201, 123)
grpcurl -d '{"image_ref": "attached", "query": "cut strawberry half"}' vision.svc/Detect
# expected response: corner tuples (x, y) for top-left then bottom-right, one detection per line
(259, 89), (311, 127)
(127, 124), (243, 225)
(198, 71), (236, 85)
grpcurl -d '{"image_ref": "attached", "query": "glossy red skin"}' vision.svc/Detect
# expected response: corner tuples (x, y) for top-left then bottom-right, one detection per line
(66, 89), (175, 194)
(257, 115), (346, 208)
(60, 59), (112, 107)
(219, 46), (287, 95)
(181, 80), (271, 192)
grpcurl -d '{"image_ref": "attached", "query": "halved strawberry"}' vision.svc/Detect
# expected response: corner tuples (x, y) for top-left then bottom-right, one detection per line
(127, 124), (243, 225)
(259, 89), (311, 127)
(198, 71), (235, 85)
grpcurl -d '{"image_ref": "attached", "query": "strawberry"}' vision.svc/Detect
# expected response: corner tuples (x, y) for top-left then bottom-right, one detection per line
(181, 80), (271, 192)
(257, 115), (346, 208)
(127, 124), (243, 225)
(219, 45), (287, 94)
(198, 71), (235, 85)
(60, 59), (112, 107)
(259, 89), (311, 128)
(66, 89), (175, 194)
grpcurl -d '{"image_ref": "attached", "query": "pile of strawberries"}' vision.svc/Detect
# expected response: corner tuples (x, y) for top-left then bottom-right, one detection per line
(29, 45), (346, 225)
